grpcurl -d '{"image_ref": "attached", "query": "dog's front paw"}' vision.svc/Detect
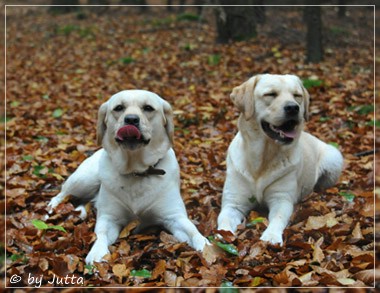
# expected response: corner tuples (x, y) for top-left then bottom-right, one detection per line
(47, 198), (60, 213)
(85, 242), (110, 265)
(260, 228), (283, 245)
(191, 235), (210, 251)
(217, 208), (243, 234)
(74, 205), (88, 220)
(217, 220), (239, 235)
(47, 194), (66, 214)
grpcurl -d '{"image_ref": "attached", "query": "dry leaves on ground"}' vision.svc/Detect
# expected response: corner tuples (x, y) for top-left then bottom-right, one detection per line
(4, 5), (375, 288)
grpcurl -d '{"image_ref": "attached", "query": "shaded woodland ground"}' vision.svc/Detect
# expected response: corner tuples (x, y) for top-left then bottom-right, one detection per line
(2, 3), (378, 289)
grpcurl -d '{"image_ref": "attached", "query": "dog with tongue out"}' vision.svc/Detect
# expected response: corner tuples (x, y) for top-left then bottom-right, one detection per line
(48, 90), (209, 264)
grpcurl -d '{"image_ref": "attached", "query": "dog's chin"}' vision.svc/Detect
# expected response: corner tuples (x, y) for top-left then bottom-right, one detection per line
(261, 119), (300, 145)
(115, 137), (150, 151)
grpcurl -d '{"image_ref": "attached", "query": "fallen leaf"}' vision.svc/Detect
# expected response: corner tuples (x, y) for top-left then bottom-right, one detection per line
(305, 212), (338, 230)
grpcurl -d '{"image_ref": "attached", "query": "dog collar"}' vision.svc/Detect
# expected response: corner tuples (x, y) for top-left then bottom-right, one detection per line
(132, 161), (166, 177)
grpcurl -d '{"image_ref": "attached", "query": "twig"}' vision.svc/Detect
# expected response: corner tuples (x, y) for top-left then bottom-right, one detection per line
(353, 149), (377, 157)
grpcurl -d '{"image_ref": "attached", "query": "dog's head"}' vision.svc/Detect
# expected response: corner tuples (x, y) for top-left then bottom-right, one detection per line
(231, 74), (310, 145)
(97, 90), (174, 151)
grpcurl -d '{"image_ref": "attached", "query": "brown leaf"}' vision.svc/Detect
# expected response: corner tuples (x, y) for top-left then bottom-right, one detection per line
(351, 222), (363, 239)
(7, 188), (26, 198)
(305, 212), (338, 230)
(38, 257), (49, 272)
(112, 263), (128, 282)
(117, 240), (131, 256)
(298, 271), (319, 286)
(202, 243), (223, 265)
(152, 259), (166, 279)
(312, 237), (325, 263)
(164, 270), (178, 287)
(63, 254), (80, 273)
(216, 229), (236, 242)
(354, 269), (374, 285)
(273, 268), (299, 286)
(159, 230), (179, 245)
(119, 219), (140, 238)
(5, 6), (375, 288)
(198, 264), (227, 286)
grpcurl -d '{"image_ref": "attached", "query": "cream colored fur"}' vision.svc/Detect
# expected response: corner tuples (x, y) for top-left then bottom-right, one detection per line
(217, 74), (343, 245)
(48, 90), (208, 264)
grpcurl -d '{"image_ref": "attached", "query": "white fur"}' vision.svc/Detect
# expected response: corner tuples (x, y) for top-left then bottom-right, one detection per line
(217, 74), (344, 245)
(48, 90), (208, 264)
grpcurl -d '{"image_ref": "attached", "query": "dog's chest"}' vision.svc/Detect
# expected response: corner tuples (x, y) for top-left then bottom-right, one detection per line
(101, 172), (162, 212)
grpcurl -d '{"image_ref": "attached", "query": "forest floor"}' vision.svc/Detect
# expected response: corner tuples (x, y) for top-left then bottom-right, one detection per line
(3, 4), (377, 289)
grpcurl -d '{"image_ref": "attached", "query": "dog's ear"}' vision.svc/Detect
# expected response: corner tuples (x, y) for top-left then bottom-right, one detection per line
(162, 100), (174, 145)
(96, 102), (108, 146)
(230, 75), (260, 120)
(298, 78), (310, 121)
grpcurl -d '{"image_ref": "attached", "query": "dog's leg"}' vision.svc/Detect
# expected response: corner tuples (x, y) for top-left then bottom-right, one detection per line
(47, 150), (102, 213)
(314, 144), (343, 192)
(164, 215), (209, 251)
(217, 169), (254, 233)
(85, 187), (130, 264)
(85, 214), (122, 264)
(260, 198), (294, 245)
(217, 205), (247, 233)
(157, 186), (208, 251)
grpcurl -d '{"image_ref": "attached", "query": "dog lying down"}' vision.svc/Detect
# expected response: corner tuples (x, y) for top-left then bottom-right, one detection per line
(48, 90), (208, 264)
(217, 74), (344, 245)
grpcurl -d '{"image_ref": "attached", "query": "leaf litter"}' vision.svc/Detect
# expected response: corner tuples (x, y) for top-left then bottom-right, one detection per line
(4, 5), (375, 288)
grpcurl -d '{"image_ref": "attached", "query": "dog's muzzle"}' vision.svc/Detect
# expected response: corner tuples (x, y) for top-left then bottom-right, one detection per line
(115, 115), (150, 149)
(261, 119), (299, 145)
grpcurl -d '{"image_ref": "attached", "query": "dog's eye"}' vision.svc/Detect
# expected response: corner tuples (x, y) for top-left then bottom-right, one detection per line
(113, 105), (125, 112)
(143, 105), (155, 112)
(264, 92), (277, 97)
(294, 94), (303, 102)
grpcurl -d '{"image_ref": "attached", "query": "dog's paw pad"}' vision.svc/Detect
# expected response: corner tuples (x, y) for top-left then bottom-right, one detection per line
(260, 230), (283, 245)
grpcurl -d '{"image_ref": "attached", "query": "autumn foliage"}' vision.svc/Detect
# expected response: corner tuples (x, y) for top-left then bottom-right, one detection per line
(4, 5), (375, 288)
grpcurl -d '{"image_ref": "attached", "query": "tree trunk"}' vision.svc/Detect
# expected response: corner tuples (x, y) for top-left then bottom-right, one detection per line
(254, 0), (265, 24)
(88, 0), (109, 14)
(215, 0), (258, 43)
(179, 0), (186, 13)
(338, 0), (346, 18)
(49, 0), (80, 14)
(305, 6), (323, 63)
(89, 0), (109, 4)
(194, 0), (203, 15)
(167, 0), (173, 12)
(120, 0), (149, 12)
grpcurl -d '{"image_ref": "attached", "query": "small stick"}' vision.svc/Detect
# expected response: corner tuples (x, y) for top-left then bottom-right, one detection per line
(353, 149), (377, 157)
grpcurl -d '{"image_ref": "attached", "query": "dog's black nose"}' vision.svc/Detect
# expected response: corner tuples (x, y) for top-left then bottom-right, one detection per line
(124, 114), (140, 126)
(284, 103), (300, 116)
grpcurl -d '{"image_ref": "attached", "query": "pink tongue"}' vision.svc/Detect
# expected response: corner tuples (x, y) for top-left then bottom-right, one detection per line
(282, 130), (297, 138)
(116, 125), (141, 140)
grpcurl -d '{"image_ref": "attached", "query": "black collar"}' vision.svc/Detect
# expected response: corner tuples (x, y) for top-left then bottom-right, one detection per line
(132, 160), (166, 177)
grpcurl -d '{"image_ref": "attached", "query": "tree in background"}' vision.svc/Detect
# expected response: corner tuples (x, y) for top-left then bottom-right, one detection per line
(49, 0), (80, 14)
(120, 0), (149, 12)
(215, 0), (260, 44)
(305, 6), (323, 63)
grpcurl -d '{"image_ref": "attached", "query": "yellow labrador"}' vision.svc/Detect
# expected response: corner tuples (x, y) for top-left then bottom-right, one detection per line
(217, 74), (343, 244)
(48, 90), (208, 264)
